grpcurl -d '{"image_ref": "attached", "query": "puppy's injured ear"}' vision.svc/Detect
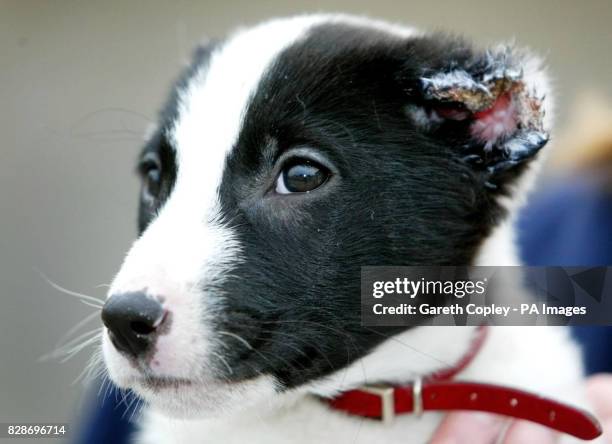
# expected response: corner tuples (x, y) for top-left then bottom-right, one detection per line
(407, 47), (549, 188)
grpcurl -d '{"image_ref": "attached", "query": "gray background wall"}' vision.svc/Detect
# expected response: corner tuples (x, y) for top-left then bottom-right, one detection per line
(1, 1), (611, 442)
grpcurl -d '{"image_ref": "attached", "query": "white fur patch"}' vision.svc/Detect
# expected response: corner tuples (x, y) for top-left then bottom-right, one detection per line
(104, 14), (420, 403)
(103, 16), (325, 413)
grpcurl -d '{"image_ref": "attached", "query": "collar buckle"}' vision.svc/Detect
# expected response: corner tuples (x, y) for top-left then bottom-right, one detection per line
(412, 377), (424, 418)
(361, 385), (395, 424)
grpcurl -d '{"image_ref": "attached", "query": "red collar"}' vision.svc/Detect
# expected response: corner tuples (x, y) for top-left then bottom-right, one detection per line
(328, 326), (601, 440)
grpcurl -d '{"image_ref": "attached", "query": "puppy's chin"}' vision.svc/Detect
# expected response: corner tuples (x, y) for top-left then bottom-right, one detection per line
(104, 360), (278, 419)
(137, 376), (281, 419)
(136, 384), (229, 419)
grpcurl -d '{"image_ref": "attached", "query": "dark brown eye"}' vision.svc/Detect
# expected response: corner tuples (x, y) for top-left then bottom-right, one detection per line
(275, 160), (329, 194)
(139, 152), (162, 203)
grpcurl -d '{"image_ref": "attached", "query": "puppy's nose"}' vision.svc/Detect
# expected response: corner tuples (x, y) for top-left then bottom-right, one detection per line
(101, 292), (165, 359)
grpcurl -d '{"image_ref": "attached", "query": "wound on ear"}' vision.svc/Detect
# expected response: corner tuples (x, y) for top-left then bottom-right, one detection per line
(407, 48), (549, 185)
(471, 92), (518, 149)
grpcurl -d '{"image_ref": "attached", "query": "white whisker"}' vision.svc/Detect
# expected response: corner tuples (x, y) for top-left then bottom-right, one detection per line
(218, 330), (253, 349)
(40, 328), (101, 362)
(73, 349), (105, 386)
(37, 270), (105, 306)
(95, 283), (112, 289)
(59, 334), (102, 363)
(80, 299), (104, 309)
(210, 350), (233, 375)
(55, 310), (101, 349)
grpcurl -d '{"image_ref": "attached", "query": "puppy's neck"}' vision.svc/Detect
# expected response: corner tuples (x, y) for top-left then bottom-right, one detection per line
(474, 217), (521, 266)
(301, 217), (520, 401)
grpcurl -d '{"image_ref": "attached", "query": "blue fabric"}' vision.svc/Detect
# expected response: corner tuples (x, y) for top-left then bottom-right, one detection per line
(73, 387), (137, 444)
(74, 177), (612, 444)
(518, 178), (612, 267)
(517, 176), (612, 375)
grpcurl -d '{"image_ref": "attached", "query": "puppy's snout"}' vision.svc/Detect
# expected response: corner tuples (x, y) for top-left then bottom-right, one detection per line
(102, 292), (165, 359)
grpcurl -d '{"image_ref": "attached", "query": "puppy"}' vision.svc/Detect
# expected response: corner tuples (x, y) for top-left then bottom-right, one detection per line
(100, 14), (594, 443)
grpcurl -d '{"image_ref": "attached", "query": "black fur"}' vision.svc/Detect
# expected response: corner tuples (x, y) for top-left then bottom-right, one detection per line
(137, 24), (542, 390)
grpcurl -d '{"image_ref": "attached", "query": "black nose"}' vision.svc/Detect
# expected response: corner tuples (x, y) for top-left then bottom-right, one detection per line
(101, 292), (165, 359)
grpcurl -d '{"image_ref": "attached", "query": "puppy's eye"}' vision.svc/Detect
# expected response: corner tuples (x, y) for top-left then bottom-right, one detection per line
(139, 153), (162, 202)
(275, 159), (329, 194)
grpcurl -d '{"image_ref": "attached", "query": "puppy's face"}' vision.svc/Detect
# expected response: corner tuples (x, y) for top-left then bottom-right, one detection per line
(101, 15), (549, 417)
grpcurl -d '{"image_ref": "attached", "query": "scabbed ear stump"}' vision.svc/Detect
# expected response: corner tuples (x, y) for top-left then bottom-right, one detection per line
(406, 47), (549, 190)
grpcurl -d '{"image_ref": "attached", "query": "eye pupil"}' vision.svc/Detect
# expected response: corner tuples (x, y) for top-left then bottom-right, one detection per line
(278, 161), (328, 194)
(144, 167), (159, 193)
(147, 169), (160, 186)
(139, 153), (162, 202)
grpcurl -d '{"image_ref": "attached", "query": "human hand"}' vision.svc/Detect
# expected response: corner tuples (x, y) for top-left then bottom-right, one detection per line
(430, 374), (612, 443)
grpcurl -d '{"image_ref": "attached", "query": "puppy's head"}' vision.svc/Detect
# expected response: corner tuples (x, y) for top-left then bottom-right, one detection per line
(101, 15), (550, 418)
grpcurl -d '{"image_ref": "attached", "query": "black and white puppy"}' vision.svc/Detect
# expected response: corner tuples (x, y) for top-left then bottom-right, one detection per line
(100, 14), (590, 443)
